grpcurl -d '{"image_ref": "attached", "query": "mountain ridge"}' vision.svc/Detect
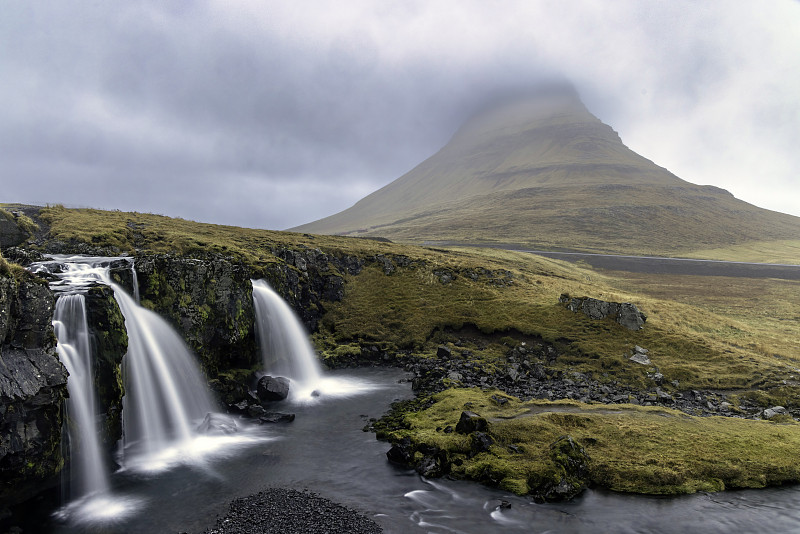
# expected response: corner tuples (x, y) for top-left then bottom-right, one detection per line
(293, 87), (800, 257)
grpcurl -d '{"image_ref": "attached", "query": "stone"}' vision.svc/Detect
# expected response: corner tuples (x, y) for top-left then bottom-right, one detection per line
(763, 406), (787, 420)
(258, 412), (296, 424)
(386, 437), (414, 465)
(437, 345), (452, 359)
(471, 432), (494, 454)
(256, 375), (290, 402)
(455, 411), (488, 434)
(629, 352), (650, 365)
(559, 294), (647, 330)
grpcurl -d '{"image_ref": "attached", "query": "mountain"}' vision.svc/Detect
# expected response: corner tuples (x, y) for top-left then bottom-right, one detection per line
(293, 85), (800, 256)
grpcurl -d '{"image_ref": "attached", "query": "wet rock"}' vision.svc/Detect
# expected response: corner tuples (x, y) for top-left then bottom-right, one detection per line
(386, 437), (414, 465)
(256, 375), (290, 402)
(0, 274), (67, 509)
(258, 412), (296, 424)
(455, 411), (488, 434)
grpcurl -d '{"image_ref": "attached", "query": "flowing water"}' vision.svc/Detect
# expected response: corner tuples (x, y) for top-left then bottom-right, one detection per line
(252, 278), (368, 402)
(52, 294), (110, 500)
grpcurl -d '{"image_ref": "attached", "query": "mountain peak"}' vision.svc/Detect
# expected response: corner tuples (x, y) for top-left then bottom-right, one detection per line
(292, 87), (800, 256)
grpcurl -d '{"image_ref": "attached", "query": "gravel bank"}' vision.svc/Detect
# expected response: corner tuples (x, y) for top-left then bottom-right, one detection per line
(203, 488), (383, 534)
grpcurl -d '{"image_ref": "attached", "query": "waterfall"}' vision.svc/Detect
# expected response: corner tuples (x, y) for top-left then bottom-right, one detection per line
(252, 279), (323, 396)
(53, 294), (110, 499)
(111, 284), (216, 457)
(33, 255), (218, 468)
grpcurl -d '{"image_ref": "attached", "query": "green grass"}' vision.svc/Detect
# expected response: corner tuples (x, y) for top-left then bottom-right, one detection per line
(29, 205), (800, 396)
(387, 388), (800, 496)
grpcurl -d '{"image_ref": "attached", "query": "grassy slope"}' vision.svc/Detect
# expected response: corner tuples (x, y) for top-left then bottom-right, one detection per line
(26, 205), (800, 495)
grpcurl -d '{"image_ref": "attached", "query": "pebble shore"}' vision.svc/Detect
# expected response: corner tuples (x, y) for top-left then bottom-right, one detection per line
(203, 487), (383, 534)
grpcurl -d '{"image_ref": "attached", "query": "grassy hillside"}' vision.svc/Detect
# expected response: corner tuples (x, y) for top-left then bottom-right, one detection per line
(293, 91), (800, 262)
(22, 205), (798, 396)
(13, 205), (800, 497)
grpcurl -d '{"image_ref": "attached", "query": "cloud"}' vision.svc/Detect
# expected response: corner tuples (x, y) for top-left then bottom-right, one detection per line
(1, 0), (799, 230)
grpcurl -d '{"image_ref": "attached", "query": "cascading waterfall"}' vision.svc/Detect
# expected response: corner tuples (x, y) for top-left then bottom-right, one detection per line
(252, 279), (323, 391)
(53, 294), (110, 500)
(31, 255), (228, 522)
(111, 284), (216, 458)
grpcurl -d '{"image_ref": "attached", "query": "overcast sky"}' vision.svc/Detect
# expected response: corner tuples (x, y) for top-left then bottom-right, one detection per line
(2, 1), (799, 230)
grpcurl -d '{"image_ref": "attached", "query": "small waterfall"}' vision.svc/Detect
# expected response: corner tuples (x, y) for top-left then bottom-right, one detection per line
(111, 284), (216, 457)
(252, 280), (323, 395)
(53, 294), (110, 499)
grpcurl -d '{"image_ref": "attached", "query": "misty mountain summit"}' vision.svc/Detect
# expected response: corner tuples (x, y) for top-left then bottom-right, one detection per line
(293, 87), (800, 256)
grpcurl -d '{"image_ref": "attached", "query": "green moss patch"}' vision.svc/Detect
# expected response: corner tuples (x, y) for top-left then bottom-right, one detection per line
(382, 388), (800, 497)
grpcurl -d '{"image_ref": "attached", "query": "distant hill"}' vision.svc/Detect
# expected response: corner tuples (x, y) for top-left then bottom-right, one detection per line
(293, 85), (800, 257)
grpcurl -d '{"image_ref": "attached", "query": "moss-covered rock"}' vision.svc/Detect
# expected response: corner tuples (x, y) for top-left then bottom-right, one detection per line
(85, 284), (128, 450)
(134, 253), (258, 377)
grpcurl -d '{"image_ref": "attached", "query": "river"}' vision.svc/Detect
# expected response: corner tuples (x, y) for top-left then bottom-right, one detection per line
(17, 367), (797, 533)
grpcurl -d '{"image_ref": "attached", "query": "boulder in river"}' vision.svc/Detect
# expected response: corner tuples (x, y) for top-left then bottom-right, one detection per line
(256, 375), (290, 402)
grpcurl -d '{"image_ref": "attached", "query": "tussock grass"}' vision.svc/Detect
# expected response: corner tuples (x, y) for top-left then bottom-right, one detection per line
(392, 388), (800, 496)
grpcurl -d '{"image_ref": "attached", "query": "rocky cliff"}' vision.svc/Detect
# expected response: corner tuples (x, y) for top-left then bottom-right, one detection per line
(0, 271), (67, 508)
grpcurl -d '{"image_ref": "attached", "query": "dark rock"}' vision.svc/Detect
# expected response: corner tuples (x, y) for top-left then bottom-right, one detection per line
(491, 394), (509, 405)
(437, 345), (452, 359)
(133, 253), (258, 376)
(0, 274), (67, 509)
(559, 293), (646, 330)
(256, 375), (290, 402)
(83, 285), (127, 450)
(456, 411), (488, 434)
(386, 437), (414, 465)
(470, 432), (494, 455)
(258, 412), (296, 424)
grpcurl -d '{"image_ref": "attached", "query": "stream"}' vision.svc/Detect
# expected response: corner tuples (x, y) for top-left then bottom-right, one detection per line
(22, 367), (799, 533)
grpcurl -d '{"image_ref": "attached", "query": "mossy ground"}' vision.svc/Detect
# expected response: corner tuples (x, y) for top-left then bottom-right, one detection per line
(385, 388), (800, 496)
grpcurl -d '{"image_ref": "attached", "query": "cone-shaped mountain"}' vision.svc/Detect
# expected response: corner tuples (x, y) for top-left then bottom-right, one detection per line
(293, 86), (800, 256)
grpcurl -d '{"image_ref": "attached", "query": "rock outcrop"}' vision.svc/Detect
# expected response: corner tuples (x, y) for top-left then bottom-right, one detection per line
(134, 253), (258, 376)
(0, 272), (67, 509)
(84, 284), (128, 450)
(559, 293), (647, 330)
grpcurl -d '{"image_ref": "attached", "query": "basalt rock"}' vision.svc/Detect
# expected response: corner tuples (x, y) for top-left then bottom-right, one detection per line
(256, 375), (290, 402)
(134, 253), (258, 376)
(559, 293), (647, 330)
(83, 284), (128, 450)
(0, 273), (67, 510)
